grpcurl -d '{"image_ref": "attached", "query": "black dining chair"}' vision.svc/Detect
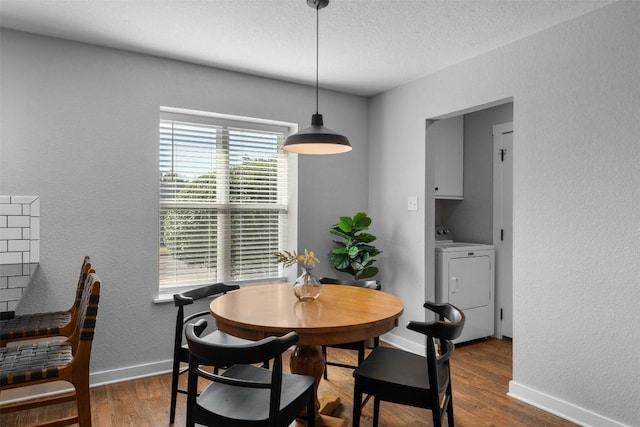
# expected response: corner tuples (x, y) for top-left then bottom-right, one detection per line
(318, 277), (381, 379)
(352, 301), (465, 427)
(185, 319), (316, 427)
(170, 282), (266, 424)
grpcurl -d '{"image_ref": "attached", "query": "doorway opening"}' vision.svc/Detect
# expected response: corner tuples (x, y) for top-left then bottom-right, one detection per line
(426, 99), (514, 343)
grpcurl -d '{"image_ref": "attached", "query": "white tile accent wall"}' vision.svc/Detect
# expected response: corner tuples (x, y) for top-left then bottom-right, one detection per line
(0, 195), (40, 311)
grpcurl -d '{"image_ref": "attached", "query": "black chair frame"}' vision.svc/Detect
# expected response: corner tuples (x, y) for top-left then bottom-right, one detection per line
(169, 282), (240, 424)
(185, 320), (315, 427)
(352, 301), (465, 427)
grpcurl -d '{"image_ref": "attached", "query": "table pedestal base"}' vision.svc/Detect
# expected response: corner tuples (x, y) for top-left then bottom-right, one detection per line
(289, 344), (347, 427)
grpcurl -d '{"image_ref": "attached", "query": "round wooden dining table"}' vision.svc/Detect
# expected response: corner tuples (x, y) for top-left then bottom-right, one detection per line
(209, 282), (404, 426)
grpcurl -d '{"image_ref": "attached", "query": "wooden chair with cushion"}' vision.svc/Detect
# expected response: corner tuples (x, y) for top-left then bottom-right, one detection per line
(185, 319), (316, 427)
(318, 277), (381, 379)
(1, 255), (94, 347)
(170, 282), (267, 423)
(352, 301), (465, 427)
(0, 272), (101, 427)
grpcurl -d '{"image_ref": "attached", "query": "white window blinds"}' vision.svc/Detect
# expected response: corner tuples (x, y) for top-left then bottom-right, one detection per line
(159, 111), (288, 290)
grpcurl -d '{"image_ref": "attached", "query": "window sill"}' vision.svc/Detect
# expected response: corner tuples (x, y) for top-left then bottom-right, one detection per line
(153, 277), (288, 304)
(153, 294), (174, 304)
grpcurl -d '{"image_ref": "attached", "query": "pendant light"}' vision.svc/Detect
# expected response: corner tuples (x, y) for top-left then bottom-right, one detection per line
(283, 0), (352, 155)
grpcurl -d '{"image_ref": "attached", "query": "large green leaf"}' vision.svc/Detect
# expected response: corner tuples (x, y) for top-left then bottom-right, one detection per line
(351, 212), (371, 231)
(338, 217), (352, 233)
(330, 247), (349, 255)
(354, 232), (376, 243)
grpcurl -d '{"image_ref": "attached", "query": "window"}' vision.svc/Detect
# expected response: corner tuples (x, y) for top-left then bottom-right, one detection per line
(159, 109), (291, 292)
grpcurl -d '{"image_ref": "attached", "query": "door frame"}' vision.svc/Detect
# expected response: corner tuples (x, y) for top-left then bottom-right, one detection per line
(492, 122), (513, 339)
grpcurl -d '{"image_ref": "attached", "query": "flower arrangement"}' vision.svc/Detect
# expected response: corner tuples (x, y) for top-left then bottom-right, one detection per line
(274, 249), (319, 270)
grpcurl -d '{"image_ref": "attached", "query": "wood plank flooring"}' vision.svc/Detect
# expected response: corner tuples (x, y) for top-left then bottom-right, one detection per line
(0, 338), (577, 426)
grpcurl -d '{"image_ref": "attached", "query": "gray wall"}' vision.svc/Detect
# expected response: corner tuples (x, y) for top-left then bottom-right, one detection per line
(369, 2), (639, 426)
(0, 29), (369, 381)
(439, 102), (513, 243)
(2, 2), (640, 425)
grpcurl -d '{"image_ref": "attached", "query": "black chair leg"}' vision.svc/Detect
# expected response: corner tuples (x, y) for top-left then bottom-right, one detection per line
(353, 380), (363, 427)
(357, 344), (365, 365)
(169, 357), (180, 423)
(372, 397), (380, 427)
(447, 391), (455, 427)
(322, 345), (328, 380)
(307, 393), (316, 427)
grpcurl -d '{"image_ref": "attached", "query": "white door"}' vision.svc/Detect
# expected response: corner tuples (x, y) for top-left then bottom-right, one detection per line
(493, 122), (513, 338)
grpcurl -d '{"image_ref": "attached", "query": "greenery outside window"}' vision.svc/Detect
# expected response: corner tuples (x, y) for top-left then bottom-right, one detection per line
(159, 109), (291, 292)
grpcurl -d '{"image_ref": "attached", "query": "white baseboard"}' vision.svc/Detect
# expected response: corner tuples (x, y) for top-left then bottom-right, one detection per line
(380, 330), (425, 355)
(508, 381), (629, 427)
(90, 359), (172, 387)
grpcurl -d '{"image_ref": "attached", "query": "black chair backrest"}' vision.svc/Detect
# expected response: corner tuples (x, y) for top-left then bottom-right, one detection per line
(407, 301), (465, 342)
(173, 282), (240, 308)
(186, 319), (298, 368)
(173, 282), (240, 346)
(406, 302), (465, 397)
(318, 277), (381, 291)
(185, 320), (301, 426)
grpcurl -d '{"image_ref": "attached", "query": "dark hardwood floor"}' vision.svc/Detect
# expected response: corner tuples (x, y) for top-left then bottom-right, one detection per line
(1, 338), (577, 426)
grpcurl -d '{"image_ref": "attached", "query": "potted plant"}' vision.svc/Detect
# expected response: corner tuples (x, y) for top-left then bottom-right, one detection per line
(329, 212), (381, 280)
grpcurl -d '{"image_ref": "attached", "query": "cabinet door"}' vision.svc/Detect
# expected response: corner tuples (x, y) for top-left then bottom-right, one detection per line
(431, 116), (463, 199)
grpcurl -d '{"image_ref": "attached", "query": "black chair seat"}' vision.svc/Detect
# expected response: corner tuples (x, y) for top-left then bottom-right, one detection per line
(353, 347), (449, 407)
(195, 364), (316, 424)
(0, 340), (71, 386)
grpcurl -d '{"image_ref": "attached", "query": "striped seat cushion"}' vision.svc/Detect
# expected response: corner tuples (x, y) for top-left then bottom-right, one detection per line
(0, 311), (71, 341)
(0, 341), (72, 386)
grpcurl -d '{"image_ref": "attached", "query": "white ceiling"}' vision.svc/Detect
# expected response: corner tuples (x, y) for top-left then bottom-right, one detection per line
(0, 0), (615, 96)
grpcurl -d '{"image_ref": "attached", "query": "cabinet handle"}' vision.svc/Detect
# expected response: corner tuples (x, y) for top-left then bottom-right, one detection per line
(435, 187), (439, 191)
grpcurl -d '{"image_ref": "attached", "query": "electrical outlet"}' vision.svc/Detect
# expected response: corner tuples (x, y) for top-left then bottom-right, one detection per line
(407, 196), (418, 211)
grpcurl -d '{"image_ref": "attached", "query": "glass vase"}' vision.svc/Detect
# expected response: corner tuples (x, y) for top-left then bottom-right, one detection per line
(293, 267), (321, 301)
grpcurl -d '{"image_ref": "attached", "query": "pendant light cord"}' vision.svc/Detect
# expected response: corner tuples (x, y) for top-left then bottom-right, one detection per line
(315, 4), (319, 114)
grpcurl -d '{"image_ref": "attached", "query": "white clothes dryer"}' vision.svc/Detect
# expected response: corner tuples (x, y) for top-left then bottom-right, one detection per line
(435, 241), (495, 344)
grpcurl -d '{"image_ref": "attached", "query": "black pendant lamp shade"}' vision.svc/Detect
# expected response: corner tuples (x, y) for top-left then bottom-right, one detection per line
(284, 113), (351, 155)
(283, 0), (352, 155)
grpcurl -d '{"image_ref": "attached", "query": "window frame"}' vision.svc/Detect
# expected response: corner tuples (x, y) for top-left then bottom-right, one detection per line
(156, 106), (298, 299)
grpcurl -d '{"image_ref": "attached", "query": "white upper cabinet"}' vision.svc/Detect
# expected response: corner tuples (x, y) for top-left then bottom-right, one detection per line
(431, 116), (463, 199)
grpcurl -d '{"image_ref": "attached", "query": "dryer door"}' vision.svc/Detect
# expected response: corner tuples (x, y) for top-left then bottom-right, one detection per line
(447, 255), (491, 309)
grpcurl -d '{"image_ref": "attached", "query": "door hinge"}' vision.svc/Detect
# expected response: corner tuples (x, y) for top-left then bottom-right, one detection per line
(500, 308), (503, 320)
(499, 148), (506, 162)
(500, 229), (504, 241)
